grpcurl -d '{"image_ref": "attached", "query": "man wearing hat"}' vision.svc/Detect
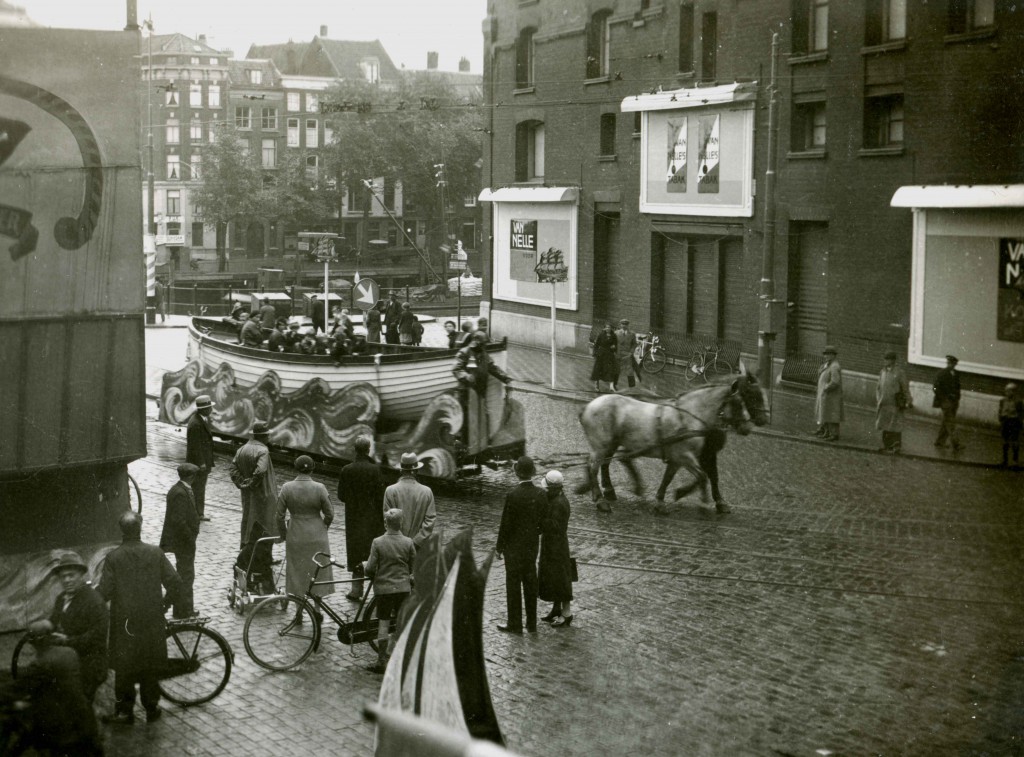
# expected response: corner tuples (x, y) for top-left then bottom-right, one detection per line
(160, 463), (201, 618)
(614, 318), (639, 390)
(495, 455), (545, 633)
(383, 452), (436, 549)
(48, 551), (108, 703)
(229, 420), (279, 548)
(383, 291), (402, 344)
(453, 330), (512, 446)
(99, 511), (182, 725)
(186, 394), (215, 521)
(815, 345), (844, 441)
(932, 354), (962, 449)
(876, 350), (911, 453)
(338, 436), (385, 601)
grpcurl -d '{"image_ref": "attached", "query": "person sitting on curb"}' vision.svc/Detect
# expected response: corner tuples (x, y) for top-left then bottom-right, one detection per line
(363, 508), (416, 674)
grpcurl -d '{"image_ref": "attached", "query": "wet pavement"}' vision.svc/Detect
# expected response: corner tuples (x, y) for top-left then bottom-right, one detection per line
(3, 318), (1018, 756)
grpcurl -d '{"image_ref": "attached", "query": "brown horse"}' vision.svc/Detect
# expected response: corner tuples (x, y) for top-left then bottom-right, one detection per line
(577, 366), (767, 514)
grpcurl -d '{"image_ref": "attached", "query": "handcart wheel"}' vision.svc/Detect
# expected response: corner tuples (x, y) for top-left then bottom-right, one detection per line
(159, 622), (232, 706)
(243, 594), (320, 671)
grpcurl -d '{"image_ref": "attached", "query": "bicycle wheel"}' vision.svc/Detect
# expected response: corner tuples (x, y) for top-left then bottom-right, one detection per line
(9, 634), (33, 679)
(243, 594), (319, 671)
(641, 345), (667, 374)
(159, 624), (232, 706)
(707, 357), (732, 379)
(684, 353), (706, 382)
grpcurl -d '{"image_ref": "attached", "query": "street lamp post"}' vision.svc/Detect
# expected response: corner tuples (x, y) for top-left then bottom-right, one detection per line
(145, 16), (155, 238)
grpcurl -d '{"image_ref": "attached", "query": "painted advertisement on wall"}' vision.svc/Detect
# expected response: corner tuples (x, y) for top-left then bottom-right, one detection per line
(666, 117), (687, 193)
(697, 115), (720, 194)
(997, 237), (1024, 342)
(491, 198), (577, 309)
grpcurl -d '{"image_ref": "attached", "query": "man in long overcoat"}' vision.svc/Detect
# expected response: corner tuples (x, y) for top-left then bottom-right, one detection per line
(815, 345), (844, 441)
(99, 511), (182, 725)
(186, 394), (215, 520)
(49, 552), (108, 703)
(383, 292), (402, 344)
(453, 330), (511, 449)
(160, 463), (201, 618)
(338, 435), (384, 600)
(383, 453), (436, 549)
(229, 420), (279, 548)
(933, 354), (962, 449)
(614, 318), (638, 390)
(495, 455), (545, 633)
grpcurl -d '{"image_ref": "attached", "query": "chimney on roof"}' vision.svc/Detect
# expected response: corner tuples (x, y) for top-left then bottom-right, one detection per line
(427, 51), (438, 70)
(198, 34), (207, 43)
(320, 25), (328, 37)
(458, 57), (470, 72)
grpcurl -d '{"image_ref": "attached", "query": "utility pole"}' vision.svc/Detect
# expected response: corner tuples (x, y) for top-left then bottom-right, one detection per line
(757, 32), (782, 410)
(145, 15), (155, 238)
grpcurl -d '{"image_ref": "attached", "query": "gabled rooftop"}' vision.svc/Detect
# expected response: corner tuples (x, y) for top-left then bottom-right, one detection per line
(246, 41), (310, 75)
(143, 32), (227, 57)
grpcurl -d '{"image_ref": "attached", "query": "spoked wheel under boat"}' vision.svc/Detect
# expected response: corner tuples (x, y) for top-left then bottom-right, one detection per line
(243, 594), (320, 671)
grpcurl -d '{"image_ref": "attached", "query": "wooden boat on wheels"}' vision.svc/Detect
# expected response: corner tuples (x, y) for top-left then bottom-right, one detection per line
(159, 317), (526, 479)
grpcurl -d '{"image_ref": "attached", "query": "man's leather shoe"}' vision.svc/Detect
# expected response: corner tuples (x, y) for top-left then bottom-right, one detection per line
(146, 707), (162, 723)
(526, 625), (537, 633)
(496, 623), (522, 634)
(102, 712), (135, 726)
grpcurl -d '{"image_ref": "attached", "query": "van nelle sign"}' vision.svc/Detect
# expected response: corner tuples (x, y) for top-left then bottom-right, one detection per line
(622, 83), (756, 217)
(998, 237), (1024, 342)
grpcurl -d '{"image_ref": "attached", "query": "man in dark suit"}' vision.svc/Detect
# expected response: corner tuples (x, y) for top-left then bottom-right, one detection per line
(186, 394), (215, 520)
(495, 455), (545, 633)
(99, 511), (181, 725)
(933, 354), (962, 450)
(48, 551), (108, 703)
(160, 463), (201, 618)
(338, 435), (384, 601)
(383, 291), (402, 345)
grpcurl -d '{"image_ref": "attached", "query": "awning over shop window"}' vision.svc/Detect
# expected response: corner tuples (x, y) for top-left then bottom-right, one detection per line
(478, 186), (579, 203)
(620, 82), (757, 113)
(891, 184), (1024, 209)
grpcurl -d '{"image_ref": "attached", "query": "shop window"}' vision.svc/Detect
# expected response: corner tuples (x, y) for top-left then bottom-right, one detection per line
(864, 93), (904, 148)
(516, 27), (536, 89)
(865, 0), (907, 45)
(678, 4), (694, 72)
(515, 120), (545, 181)
(947, 0), (994, 34)
(791, 99), (826, 152)
(793, 0), (829, 54)
(599, 113), (616, 156)
(585, 9), (612, 79)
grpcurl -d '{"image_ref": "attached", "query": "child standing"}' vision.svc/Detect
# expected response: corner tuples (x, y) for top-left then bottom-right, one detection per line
(363, 508), (415, 673)
(998, 382), (1023, 468)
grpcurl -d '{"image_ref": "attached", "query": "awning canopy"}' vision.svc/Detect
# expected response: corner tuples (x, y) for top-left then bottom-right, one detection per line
(620, 81), (757, 113)
(891, 184), (1024, 209)
(478, 186), (579, 203)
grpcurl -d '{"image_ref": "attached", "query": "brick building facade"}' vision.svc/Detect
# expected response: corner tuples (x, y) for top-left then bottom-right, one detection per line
(480, 0), (1023, 420)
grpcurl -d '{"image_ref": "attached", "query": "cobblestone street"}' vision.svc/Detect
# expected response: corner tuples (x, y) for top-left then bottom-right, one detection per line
(17, 382), (1015, 756)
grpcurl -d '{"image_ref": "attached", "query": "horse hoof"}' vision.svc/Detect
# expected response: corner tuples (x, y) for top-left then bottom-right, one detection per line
(604, 491), (618, 502)
(653, 504), (669, 516)
(597, 500), (613, 513)
(715, 501), (732, 514)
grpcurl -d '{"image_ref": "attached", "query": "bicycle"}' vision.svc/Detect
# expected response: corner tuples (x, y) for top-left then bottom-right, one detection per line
(11, 616), (232, 707)
(684, 343), (733, 383)
(636, 332), (667, 374)
(242, 552), (385, 672)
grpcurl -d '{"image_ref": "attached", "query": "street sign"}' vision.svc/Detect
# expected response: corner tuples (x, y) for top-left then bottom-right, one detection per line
(449, 255), (467, 271)
(353, 277), (380, 310)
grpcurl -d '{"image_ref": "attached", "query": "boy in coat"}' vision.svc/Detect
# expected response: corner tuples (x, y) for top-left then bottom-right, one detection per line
(495, 455), (545, 633)
(363, 508), (416, 673)
(160, 463), (201, 618)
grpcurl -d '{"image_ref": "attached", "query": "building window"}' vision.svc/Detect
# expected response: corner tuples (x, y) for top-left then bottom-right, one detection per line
(189, 84), (202, 107)
(166, 189), (180, 215)
(347, 180), (369, 211)
(324, 125), (334, 145)
(165, 122), (180, 144)
(235, 106), (251, 129)
(208, 85), (220, 108)
(948, 0), (994, 34)
(515, 27), (535, 88)
(701, 12), (717, 79)
(248, 69), (262, 85)
(209, 57), (218, 65)
(633, 112), (642, 135)
(515, 120), (544, 181)
(793, 0), (829, 53)
(287, 118), (300, 147)
(599, 113), (616, 156)
(166, 156), (180, 180)
(382, 178), (395, 210)
(464, 194), (477, 207)
(261, 107), (278, 129)
(190, 57), (200, 65)
(678, 3), (694, 72)
(307, 94), (319, 113)
(865, 0), (907, 44)
(361, 59), (380, 83)
(165, 89), (179, 107)
(287, 92), (300, 111)
(864, 93), (904, 148)
(305, 155), (318, 182)
(792, 99), (826, 151)
(460, 222), (476, 250)
(190, 122), (203, 141)
(262, 138), (276, 168)
(192, 222), (205, 246)
(586, 10), (612, 79)
(190, 154), (201, 179)
(305, 119), (318, 148)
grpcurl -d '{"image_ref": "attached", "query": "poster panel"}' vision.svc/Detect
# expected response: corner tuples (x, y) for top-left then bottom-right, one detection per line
(493, 201), (577, 310)
(997, 237), (1024, 342)
(666, 117), (687, 193)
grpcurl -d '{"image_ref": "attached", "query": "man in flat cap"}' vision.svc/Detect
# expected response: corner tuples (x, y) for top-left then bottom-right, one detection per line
(229, 420), (279, 548)
(186, 394), (215, 521)
(614, 318), (638, 390)
(48, 551), (108, 703)
(815, 345), (844, 441)
(160, 463), (201, 618)
(932, 354), (962, 450)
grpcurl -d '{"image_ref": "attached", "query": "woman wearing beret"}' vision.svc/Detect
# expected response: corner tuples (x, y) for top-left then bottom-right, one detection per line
(276, 456), (335, 601)
(538, 470), (574, 627)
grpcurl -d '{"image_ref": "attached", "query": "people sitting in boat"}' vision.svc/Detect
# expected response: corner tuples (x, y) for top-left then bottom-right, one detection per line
(284, 321), (303, 352)
(329, 336), (351, 362)
(297, 334), (318, 355)
(267, 319), (289, 352)
(240, 312), (265, 347)
(458, 320), (474, 348)
(350, 334), (370, 356)
(444, 321), (459, 349)
(398, 303), (417, 346)
(224, 306), (248, 331)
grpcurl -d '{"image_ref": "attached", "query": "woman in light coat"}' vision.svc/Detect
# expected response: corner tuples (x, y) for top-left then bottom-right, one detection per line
(815, 345), (844, 441)
(876, 350), (911, 453)
(276, 456), (335, 599)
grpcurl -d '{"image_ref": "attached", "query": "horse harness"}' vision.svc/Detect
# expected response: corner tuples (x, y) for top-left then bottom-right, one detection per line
(650, 388), (741, 462)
